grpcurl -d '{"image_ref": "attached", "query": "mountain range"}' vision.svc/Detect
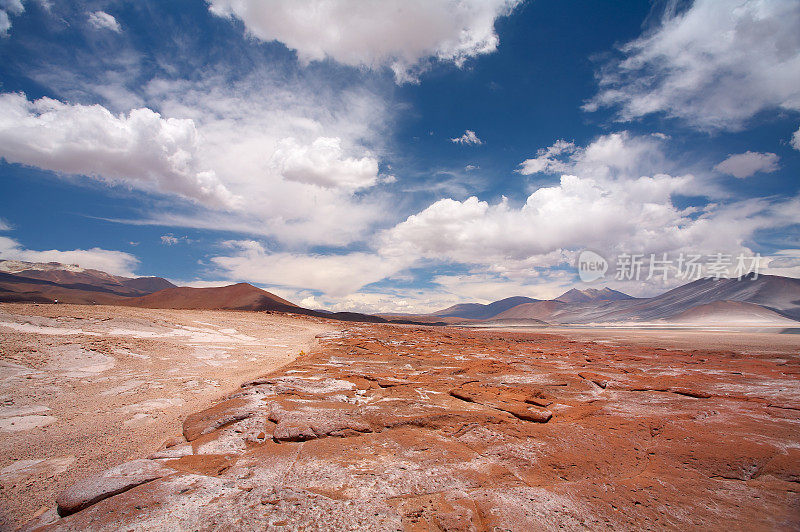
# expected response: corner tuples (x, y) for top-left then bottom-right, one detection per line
(0, 260), (430, 325)
(429, 275), (800, 325)
(1, 260), (798, 326)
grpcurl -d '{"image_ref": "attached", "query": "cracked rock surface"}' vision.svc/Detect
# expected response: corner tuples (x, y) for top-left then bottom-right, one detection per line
(33, 324), (800, 530)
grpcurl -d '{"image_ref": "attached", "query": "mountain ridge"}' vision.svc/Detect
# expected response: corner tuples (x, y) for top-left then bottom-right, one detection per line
(431, 276), (800, 325)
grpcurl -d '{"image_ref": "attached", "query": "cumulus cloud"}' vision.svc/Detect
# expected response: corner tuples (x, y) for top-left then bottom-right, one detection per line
(383, 174), (696, 265)
(134, 72), (393, 247)
(792, 127), (800, 151)
(518, 132), (667, 180)
(0, 93), (238, 207)
(0, 235), (139, 276)
(714, 151), (780, 178)
(209, 240), (411, 297)
(586, 0), (800, 130)
(271, 137), (379, 191)
(450, 130), (483, 145)
(199, 124), (800, 308)
(0, 7), (397, 249)
(87, 11), (121, 32)
(382, 132), (800, 281)
(160, 234), (180, 245)
(207, 0), (520, 82)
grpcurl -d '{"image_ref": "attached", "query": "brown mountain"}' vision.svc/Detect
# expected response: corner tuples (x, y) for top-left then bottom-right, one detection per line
(0, 260), (176, 304)
(555, 287), (633, 303)
(493, 300), (569, 321)
(431, 296), (540, 319)
(119, 283), (298, 312)
(665, 300), (799, 326)
(0, 261), (443, 326)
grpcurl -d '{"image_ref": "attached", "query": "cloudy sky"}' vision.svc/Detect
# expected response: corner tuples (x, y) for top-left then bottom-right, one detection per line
(1, 0), (799, 313)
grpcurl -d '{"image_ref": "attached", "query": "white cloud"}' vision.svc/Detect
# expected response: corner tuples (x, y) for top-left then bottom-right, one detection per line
(450, 130), (482, 145)
(791, 127), (800, 151)
(87, 11), (121, 32)
(1, 0), (24, 13)
(194, 123), (800, 310)
(0, 0), (23, 36)
(0, 218), (11, 231)
(160, 234), (180, 246)
(587, 0), (800, 130)
(518, 139), (575, 175)
(271, 137), (379, 191)
(207, 0), (521, 82)
(714, 151), (779, 178)
(465, 164), (479, 171)
(135, 72), (392, 247)
(381, 132), (800, 281)
(2, 24), (396, 249)
(0, 10), (11, 36)
(209, 240), (411, 297)
(0, 236), (139, 276)
(518, 132), (667, 180)
(0, 93), (238, 208)
(432, 271), (573, 302)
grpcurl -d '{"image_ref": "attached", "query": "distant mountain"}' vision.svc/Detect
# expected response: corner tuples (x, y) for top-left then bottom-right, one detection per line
(119, 283), (298, 312)
(555, 287), (633, 303)
(431, 296), (539, 320)
(642, 273), (800, 321)
(120, 283), (421, 324)
(0, 261), (440, 325)
(665, 300), (799, 326)
(0, 260), (176, 304)
(119, 277), (176, 293)
(492, 300), (569, 321)
(431, 289), (633, 320)
(492, 274), (800, 324)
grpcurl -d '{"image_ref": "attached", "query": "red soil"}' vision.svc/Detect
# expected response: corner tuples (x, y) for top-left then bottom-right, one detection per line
(37, 325), (800, 530)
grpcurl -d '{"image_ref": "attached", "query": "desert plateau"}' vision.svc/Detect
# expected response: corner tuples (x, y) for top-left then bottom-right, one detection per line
(3, 0), (800, 529)
(0, 299), (798, 530)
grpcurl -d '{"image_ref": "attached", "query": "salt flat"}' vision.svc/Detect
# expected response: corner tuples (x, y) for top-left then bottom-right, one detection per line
(0, 304), (338, 529)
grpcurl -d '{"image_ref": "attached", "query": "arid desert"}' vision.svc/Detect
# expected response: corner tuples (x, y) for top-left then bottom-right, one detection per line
(4, 0), (800, 530)
(1, 302), (798, 530)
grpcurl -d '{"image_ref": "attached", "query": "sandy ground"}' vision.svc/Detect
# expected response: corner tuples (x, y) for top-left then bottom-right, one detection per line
(0, 304), (339, 529)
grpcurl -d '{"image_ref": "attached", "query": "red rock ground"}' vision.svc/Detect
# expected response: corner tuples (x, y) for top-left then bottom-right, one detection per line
(31, 324), (800, 530)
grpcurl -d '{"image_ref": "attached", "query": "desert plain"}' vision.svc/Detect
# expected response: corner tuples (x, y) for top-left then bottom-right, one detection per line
(0, 303), (799, 530)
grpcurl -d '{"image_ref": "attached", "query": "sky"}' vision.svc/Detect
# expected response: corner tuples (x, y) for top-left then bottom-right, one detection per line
(0, 0), (799, 313)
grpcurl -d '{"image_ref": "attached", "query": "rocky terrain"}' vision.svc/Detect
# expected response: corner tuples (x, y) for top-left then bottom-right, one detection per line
(24, 320), (800, 530)
(0, 304), (337, 529)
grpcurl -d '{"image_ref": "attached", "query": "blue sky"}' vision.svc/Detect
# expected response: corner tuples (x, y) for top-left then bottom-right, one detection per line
(1, 0), (799, 313)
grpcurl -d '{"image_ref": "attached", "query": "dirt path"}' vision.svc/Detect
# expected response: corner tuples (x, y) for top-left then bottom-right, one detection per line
(0, 304), (339, 529)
